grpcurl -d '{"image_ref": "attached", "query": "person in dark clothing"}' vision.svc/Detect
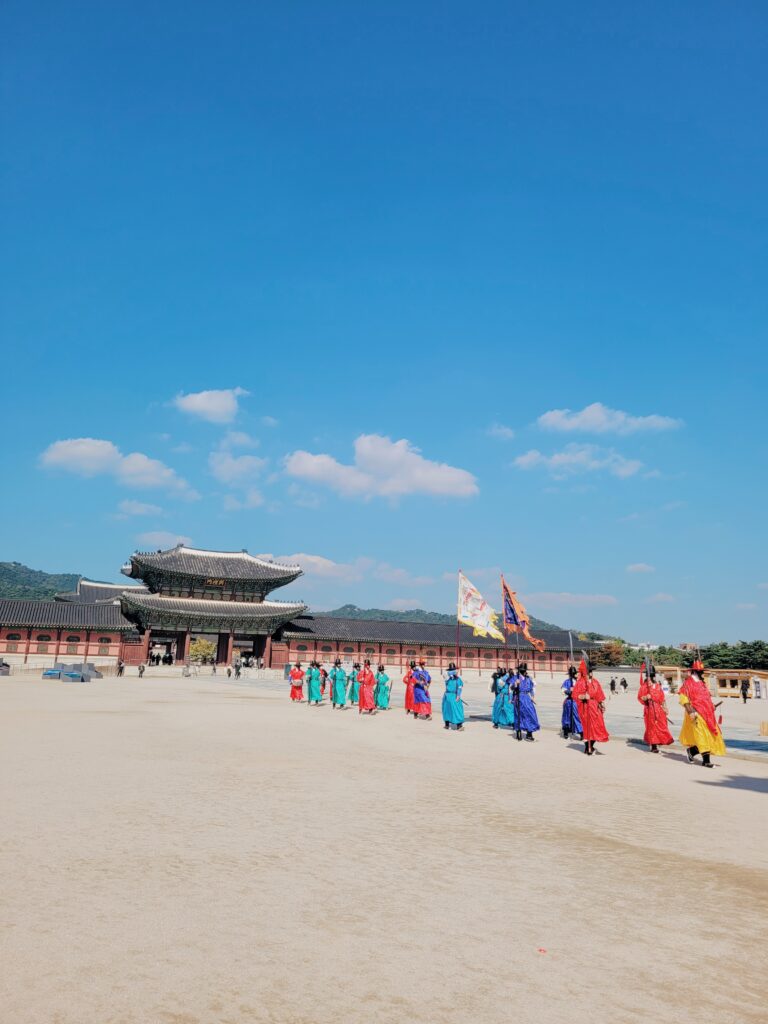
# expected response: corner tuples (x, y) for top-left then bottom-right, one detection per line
(740, 679), (750, 704)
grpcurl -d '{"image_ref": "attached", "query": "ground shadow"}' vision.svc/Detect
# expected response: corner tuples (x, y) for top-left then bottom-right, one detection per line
(696, 774), (768, 793)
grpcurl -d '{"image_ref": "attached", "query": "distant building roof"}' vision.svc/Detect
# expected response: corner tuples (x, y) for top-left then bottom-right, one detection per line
(120, 592), (307, 632)
(282, 615), (584, 652)
(56, 579), (148, 604)
(122, 545), (303, 588)
(0, 599), (134, 630)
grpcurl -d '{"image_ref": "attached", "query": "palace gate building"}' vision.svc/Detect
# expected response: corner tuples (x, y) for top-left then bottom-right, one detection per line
(0, 544), (586, 674)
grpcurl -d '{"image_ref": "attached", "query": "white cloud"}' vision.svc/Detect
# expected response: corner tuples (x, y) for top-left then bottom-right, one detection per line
(40, 438), (198, 499)
(626, 563), (654, 573)
(136, 530), (192, 549)
(374, 563), (434, 586)
(758, 583), (768, 590)
(223, 489), (265, 511)
(208, 451), (267, 486)
(514, 443), (643, 479)
(736, 603), (757, 610)
(646, 593), (675, 604)
(487, 423), (515, 441)
(173, 387), (248, 424)
(538, 402), (682, 435)
(388, 598), (425, 612)
(261, 416), (279, 428)
(219, 431), (258, 450)
(284, 434), (478, 500)
(262, 553), (374, 583)
(523, 592), (618, 608)
(116, 500), (163, 518)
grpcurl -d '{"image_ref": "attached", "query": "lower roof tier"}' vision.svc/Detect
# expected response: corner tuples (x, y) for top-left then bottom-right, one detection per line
(120, 592), (307, 633)
(0, 599), (135, 631)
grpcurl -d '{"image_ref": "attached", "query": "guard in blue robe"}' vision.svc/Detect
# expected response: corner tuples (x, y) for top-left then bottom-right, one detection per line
(329, 659), (347, 708)
(441, 664), (465, 730)
(491, 672), (516, 728)
(347, 664), (360, 704)
(561, 666), (583, 738)
(512, 663), (540, 741)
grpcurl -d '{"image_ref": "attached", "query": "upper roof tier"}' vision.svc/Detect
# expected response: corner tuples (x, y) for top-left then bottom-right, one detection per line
(121, 545), (303, 595)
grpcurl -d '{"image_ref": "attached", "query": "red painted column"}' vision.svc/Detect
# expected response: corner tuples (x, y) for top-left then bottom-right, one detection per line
(226, 631), (234, 665)
(181, 630), (191, 662)
(54, 628), (62, 664)
(140, 629), (151, 663)
(264, 635), (272, 668)
(83, 629), (91, 666)
(24, 628), (32, 664)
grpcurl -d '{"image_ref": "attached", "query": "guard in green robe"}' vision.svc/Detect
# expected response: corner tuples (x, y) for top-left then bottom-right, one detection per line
(374, 665), (391, 709)
(347, 663), (360, 704)
(306, 661), (323, 705)
(329, 659), (347, 708)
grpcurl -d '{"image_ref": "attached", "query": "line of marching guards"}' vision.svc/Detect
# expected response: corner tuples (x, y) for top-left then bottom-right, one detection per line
(287, 656), (726, 764)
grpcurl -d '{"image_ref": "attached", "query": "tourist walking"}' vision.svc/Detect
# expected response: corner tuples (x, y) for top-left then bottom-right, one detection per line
(678, 660), (726, 768)
(117, 659), (125, 677)
(329, 659), (347, 708)
(347, 662), (360, 705)
(740, 679), (750, 704)
(491, 669), (515, 729)
(306, 662), (323, 705)
(374, 665), (391, 709)
(289, 662), (305, 702)
(357, 660), (376, 714)
(573, 662), (609, 755)
(512, 663), (540, 742)
(637, 666), (673, 752)
(403, 660), (417, 714)
(609, 677), (617, 696)
(561, 666), (583, 739)
(441, 663), (465, 730)
(412, 671), (432, 720)
(620, 676), (628, 694)
(138, 663), (145, 678)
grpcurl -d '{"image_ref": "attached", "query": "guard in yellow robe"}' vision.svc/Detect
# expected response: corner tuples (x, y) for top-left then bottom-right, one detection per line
(678, 660), (726, 767)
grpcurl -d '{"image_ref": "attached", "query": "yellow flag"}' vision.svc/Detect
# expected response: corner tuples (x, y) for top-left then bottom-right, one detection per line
(457, 572), (505, 641)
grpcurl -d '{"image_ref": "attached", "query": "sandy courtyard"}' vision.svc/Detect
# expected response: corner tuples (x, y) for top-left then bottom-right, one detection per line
(2, 676), (767, 1024)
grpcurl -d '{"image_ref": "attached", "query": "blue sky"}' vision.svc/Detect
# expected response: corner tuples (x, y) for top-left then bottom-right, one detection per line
(1, 1), (766, 643)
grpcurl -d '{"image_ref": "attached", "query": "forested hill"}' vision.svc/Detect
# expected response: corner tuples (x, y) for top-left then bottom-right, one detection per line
(0, 562), (80, 601)
(322, 603), (563, 632)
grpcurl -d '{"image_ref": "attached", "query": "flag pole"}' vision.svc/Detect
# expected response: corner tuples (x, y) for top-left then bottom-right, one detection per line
(456, 570), (462, 672)
(501, 574), (510, 673)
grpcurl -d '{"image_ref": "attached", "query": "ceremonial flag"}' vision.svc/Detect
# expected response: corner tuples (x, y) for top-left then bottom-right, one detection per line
(457, 572), (505, 641)
(501, 576), (546, 653)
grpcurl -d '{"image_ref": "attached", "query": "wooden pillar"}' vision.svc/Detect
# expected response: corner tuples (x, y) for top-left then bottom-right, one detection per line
(140, 629), (151, 663)
(82, 629), (91, 666)
(54, 628), (62, 664)
(226, 631), (234, 665)
(264, 635), (272, 668)
(181, 630), (191, 663)
(24, 627), (32, 664)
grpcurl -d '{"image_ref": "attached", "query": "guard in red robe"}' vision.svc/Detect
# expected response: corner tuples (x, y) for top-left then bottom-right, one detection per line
(403, 660), (417, 714)
(637, 665), (673, 752)
(572, 661), (609, 755)
(358, 660), (376, 714)
(289, 662), (305, 702)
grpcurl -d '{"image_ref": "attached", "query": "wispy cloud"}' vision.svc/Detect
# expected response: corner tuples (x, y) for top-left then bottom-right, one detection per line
(374, 563), (434, 586)
(208, 451), (267, 486)
(538, 402), (682, 435)
(40, 438), (198, 499)
(173, 387), (248, 424)
(514, 443), (643, 478)
(388, 598), (425, 611)
(646, 593), (675, 604)
(523, 592), (618, 608)
(136, 530), (191, 549)
(219, 431), (258, 450)
(736, 602), (757, 610)
(626, 563), (654, 573)
(758, 583), (768, 590)
(285, 434), (478, 500)
(486, 423), (515, 441)
(223, 489), (265, 511)
(259, 553), (374, 584)
(261, 416), (279, 428)
(115, 500), (163, 518)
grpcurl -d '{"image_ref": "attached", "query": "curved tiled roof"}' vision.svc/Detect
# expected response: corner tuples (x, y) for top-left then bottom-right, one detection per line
(122, 545), (303, 585)
(282, 615), (584, 652)
(120, 592), (307, 631)
(0, 599), (134, 630)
